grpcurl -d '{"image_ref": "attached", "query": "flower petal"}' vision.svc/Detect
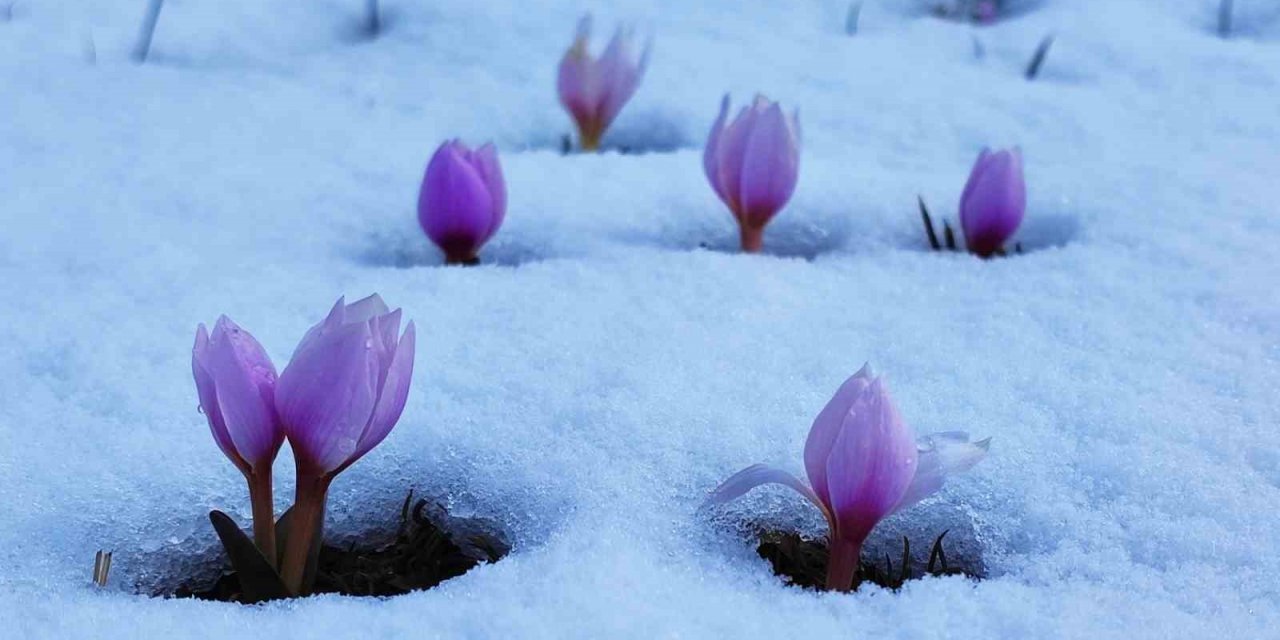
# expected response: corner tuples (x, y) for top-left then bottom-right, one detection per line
(736, 101), (800, 228)
(344, 294), (390, 325)
(804, 363), (874, 507)
(276, 320), (379, 475)
(959, 147), (1025, 257)
(469, 143), (506, 241)
(418, 141), (497, 259)
(193, 324), (246, 473)
(703, 94), (732, 204)
(825, 378), (918, 542)
(704, 463), (832, 528)
(894, 432), (991, 512)
(343, 321), (416, 473)
(205, 316), (281, 469)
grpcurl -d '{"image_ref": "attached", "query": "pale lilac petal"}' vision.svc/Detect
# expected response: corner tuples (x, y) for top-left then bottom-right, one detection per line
(344, 321), (416, 471)
(418, 141), (497, 260)
(714, 103), (756, 216)
(959, 147), (1025, 257)
(557, 16), (599, 126)
(205, 316), (280, 468)
(894, 432), (991, 512)
(595, 27), (645, 129)
(367, 308), (401, 391)
(193, 324), (245, 472)
(291, 297), (347, 361)
(345, 294), (390, 325)
(737, 102), (800, 228)
(276, 321), (379, 475)
(803, 363), (874, 506)
(704, 464), (832, 528)
(703, 94), (732, 204)
(825, 379), (919, 542)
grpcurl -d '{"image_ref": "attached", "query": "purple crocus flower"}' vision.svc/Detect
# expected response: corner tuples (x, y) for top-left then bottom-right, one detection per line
(557, 14), (650, 151)
(706, 365), (989, 591)
(418, 140), (506, 266)
(274, 294), (416, 593)
(703, 94), (801, 253)
(192, 316), (284, 561)
(959, 147), (1025, 258)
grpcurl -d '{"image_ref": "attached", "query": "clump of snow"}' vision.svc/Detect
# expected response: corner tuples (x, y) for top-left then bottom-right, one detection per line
(2, 0), (1279, 637)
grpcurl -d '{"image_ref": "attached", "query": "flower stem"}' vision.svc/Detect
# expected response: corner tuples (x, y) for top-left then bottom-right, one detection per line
(739, 225), (764, 253)
(246, 470), (276, 569)
(444, 251), (480, 266)
(279, 474), (330, 595)
(825, 537), (863, 592)
(579, 125), (602, 152)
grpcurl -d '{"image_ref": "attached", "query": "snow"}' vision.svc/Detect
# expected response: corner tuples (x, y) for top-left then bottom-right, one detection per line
(2, 0), (1280, 637)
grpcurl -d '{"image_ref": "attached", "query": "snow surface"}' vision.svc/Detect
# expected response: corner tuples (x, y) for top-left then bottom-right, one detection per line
(2, 0), (1279, 637)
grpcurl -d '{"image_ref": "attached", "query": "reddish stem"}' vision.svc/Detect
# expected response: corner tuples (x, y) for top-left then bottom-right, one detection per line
(739, 225), (764, 253)
(279, 473), (330, 595)
(825, 537), (863, 592)
(246, 469), (276, 569)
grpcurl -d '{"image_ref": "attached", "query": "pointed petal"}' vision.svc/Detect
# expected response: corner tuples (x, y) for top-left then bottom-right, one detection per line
(704, 463), (832, 528)
(703, 95), (732, 204)
(276, 321), (379, 475)
(343, 322), (416, 472)
(715, 104), (756, 216)
(595, 27), (645, 129)
(804, 363), (874, 507)
(894, 432), (991, 512)
(291, 297), (347, 361)
(344, 294), (390, 324)
(825, 378), (919, 542)
(205, 317), (281, 468)
(737, 102), (800, 228)
(193, 324), (247, 473)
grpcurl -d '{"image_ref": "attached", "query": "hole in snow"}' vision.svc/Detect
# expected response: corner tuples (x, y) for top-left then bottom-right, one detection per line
(530, 110), (696, 155)
(914, 0), (1048, 25)
(622, 210), (852, 261)
(355, 229), (544, 268)
(153, 493), (510, 602)
(913, 204), (1078, 257)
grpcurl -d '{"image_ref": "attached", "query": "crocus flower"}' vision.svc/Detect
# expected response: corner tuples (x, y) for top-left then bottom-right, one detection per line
(192, 316), (284, 562)
(557, 14), (650, 151)
(959, 147), (1025, 258)
(418, 140), (506, 266)
(703, 94), (801, 253)
(706, 365), (989, 591)
(274, 294), (416, 593)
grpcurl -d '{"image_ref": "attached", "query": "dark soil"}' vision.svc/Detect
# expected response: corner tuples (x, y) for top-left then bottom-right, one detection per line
(756, 529), (978, 591)
(173, 494), (509, 602)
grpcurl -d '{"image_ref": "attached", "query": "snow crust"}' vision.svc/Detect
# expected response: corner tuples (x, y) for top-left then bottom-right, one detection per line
(2, 0), (1279, 637)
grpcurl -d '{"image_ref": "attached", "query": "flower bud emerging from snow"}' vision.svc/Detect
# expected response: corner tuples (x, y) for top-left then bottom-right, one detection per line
(275, 294), (416, 478)
(706, 364), (989, 591)
(275, 294), (417, 594)
(192, 316), (284, 560)
(557, 15), (650, 151)
(703, 94), (801, 253)
(192, 316), (283, 475)
(959, 147), (1025, 258)
(418, 140), (506, 266)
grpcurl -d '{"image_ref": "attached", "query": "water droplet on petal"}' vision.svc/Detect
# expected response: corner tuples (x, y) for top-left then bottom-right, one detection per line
(197, 405), (205, 414)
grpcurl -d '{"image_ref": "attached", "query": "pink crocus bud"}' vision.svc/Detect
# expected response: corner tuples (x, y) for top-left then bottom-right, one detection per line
(703, 94), (801, 253)
(706, 364), (989, 591)
(418, 140), (506, 266)
(557, 14), (650, 151)
(274, 294), (416, 594)
(959, 147), (1026, 258)
(975, 1), (998, 23)
(192, 316), (284, 562)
